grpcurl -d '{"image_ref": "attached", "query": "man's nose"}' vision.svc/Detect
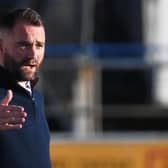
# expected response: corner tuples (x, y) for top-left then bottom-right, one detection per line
(27, 46), (37, 59)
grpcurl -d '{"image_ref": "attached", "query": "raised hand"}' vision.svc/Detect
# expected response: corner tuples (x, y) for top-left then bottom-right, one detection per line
(0, 90), (27, 130)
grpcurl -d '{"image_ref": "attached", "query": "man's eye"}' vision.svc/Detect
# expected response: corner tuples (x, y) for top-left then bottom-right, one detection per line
(17, 43), (30, 50)
(20, 45), (27, 50)
(36, 44), (44, 49)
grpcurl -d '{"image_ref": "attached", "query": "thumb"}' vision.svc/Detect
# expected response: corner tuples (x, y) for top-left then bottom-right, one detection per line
(1, 90), (13, 105)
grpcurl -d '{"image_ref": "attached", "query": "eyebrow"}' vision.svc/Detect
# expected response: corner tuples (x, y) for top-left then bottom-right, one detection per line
(16, 41), (45, 46)
(17, 41), (31, 46)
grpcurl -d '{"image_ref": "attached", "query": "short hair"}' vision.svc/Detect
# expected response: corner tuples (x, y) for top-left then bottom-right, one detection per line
(0, 8), (43, 30)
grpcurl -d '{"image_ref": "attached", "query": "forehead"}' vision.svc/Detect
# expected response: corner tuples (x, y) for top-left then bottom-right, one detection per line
(9, 20), (45, 42)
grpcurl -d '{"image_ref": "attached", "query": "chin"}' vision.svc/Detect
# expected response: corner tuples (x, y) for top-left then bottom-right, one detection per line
(21, 72), (36, 81)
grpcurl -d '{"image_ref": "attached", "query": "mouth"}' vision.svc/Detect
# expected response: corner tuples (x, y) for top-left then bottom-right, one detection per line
(22, 64), (37, 71)
(22, 59), (37, 67)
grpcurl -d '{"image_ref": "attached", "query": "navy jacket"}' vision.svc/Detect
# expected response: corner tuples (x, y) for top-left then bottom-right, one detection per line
(0, 66), (51, 168)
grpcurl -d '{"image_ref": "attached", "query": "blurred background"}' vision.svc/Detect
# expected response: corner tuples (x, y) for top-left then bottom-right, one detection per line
(2, 0), (168, 167)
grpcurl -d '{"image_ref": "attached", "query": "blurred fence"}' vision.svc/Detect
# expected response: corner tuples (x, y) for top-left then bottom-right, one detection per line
(41, 42), (168, 133)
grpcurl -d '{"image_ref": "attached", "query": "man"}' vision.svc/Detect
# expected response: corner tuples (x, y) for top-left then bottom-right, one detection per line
(0, 8), (51, 168)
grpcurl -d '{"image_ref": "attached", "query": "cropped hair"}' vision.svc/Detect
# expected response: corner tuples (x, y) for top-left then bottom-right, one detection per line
(0, 8), (43, 30)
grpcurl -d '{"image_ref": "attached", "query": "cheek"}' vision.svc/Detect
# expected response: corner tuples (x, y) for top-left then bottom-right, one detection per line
(13, 53), (25, 63)
(4, 49), (21, 64)
(38, 54), (44, 65)
(9, 48), (25, 61)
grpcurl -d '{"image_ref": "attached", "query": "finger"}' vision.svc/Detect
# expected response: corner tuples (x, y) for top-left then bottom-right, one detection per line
(0, 90), (13, 105)
(9, 117), (26, 124)
(0, 109), (27, 118)
(1, 105), (24, 113)
(0, 123), (23, 130)
(6, 111), (27, 118)
(0, 117), (26, 124)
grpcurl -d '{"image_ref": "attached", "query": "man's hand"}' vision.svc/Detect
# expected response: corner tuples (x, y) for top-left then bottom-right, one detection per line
(0, 90), (27, 130)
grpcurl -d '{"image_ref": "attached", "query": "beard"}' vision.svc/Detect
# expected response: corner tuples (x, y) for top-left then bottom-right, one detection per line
(3, 50), (41, 81)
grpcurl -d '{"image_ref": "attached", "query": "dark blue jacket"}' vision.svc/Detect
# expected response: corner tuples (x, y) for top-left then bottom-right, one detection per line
(0, 66), (51, 168)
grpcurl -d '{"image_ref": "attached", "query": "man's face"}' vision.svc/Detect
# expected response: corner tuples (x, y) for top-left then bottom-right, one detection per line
(1, 19), (45, 81)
